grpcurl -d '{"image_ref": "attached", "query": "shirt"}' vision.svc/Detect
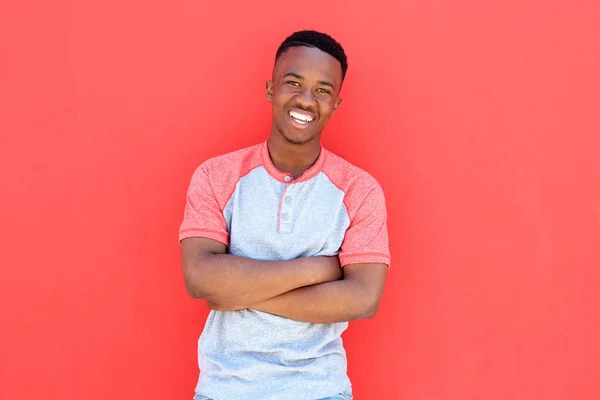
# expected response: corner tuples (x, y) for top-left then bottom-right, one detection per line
(179, 140), (390, 400)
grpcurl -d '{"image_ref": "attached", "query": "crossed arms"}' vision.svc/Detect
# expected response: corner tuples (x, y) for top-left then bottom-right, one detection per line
(180, 237), (388, 324)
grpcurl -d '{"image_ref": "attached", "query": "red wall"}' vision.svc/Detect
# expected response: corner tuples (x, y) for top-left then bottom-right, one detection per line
(1, 1), (599, 399)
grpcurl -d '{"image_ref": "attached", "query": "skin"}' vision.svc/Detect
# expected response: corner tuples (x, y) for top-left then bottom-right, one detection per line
(180, 237), (342, 307)
(181, 45), (388, 324)
(266, 46), (343, 179)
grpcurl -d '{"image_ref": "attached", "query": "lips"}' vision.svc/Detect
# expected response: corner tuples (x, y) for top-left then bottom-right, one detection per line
(287, 109), (316, 128)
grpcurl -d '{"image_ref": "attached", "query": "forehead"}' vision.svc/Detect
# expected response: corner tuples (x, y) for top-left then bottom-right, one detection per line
(274, 46), (343, 85)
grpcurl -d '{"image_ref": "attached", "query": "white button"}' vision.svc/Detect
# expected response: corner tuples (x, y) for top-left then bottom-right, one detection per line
(281, 212), (289, 220)
(284, 176), (292, 183)
(284, 196), (292, 204)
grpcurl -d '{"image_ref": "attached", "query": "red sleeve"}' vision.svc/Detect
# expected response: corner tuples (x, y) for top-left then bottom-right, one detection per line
(179, 164), (229, 246)
(338, 182), (390, 267)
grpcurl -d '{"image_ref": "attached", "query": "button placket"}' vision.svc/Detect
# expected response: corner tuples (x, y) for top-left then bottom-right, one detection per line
(279, 183), (296, 234)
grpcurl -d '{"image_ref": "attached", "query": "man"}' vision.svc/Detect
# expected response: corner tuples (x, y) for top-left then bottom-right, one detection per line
(179, 30), (390, 400)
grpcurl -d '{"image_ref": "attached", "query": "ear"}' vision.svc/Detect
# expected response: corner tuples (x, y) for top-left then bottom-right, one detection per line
(266, 81), (273, 103)
(332, 97), (342, 115)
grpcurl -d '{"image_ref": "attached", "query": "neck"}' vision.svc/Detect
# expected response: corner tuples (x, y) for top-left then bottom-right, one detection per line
(267, 135), (321, 179)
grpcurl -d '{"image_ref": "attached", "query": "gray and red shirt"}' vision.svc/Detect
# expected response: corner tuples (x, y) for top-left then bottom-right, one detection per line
(180, 140), (390, 400)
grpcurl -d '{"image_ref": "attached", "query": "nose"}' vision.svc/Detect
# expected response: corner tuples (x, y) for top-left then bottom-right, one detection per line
(295, 87), (317, 109)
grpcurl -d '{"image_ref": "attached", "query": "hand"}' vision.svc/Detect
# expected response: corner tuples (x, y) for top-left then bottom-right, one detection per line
(206, 301), (247, 311)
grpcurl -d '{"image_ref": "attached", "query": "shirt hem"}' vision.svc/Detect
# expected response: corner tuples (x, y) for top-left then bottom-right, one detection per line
(339, 252), (390, 267)
(179, 229), (229, 246)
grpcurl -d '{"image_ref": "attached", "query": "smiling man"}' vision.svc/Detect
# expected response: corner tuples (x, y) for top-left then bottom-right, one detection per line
(179, 30), (390, 400)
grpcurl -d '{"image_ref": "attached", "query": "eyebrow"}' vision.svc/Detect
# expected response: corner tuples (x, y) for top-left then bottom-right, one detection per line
(283, 72), (336, 91)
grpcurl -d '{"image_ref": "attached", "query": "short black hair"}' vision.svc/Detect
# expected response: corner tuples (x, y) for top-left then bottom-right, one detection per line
(275, 30), (348, 81)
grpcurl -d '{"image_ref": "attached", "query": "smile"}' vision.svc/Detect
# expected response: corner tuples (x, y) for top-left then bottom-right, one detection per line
(289, 110), (314, 125)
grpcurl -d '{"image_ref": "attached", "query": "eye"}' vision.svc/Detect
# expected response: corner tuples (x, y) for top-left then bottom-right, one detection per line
(286, 81), (300, 87)
(317, 88), (331, 95)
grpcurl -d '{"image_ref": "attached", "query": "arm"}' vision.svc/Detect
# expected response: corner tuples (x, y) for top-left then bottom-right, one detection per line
(206, 174), (391, 322)
(181, 237), (342, 306)
(208, 263), (388, 324)
(228, 177), (391, 324)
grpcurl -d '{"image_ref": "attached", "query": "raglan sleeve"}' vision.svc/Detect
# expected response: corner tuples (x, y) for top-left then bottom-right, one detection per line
(178, 163), (229, 246)
(338, 180), (391, 267)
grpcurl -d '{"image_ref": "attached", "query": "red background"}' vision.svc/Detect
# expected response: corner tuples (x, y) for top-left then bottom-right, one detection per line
(1, 1), (599, 399)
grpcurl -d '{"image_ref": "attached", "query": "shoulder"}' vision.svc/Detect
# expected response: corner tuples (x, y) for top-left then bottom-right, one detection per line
(188, 143), (264, 205)
(198, 143), (263, 177)
(321, 149), (386, 219)
(321, 148), (384, 196)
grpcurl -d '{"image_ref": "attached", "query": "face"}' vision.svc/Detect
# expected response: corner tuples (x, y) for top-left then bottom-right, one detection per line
(266, 46), (343, 145)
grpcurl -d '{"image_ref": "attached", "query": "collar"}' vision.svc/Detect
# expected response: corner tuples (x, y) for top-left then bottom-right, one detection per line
(261, 139), (327, 184)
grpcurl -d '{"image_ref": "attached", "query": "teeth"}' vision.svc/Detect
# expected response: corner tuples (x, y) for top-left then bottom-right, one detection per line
(289, 111), (313, 122)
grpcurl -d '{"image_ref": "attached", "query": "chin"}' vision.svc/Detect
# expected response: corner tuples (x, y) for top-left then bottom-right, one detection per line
(282, 131), (317, 145)
(275, 124), (316, 145)
(284, 135), (310, 145)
